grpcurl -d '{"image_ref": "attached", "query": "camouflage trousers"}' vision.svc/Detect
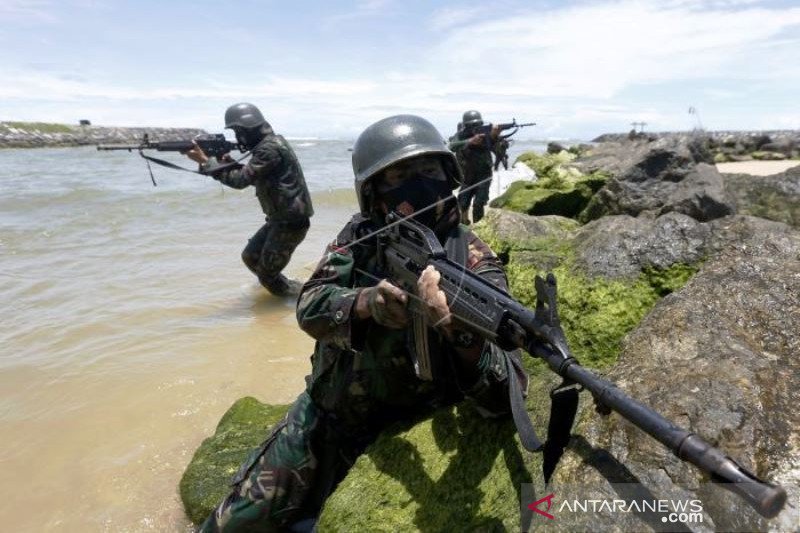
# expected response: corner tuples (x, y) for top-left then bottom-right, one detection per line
(200, 392), (366, 533)
(242, 217), (310, 288)
(457, 178), (492, 223)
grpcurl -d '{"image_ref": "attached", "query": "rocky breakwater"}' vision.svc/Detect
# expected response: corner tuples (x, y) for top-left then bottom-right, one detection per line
(594, 130), (800, 163)
(0, 121), (206, 148)
(179, 136), (799, 530)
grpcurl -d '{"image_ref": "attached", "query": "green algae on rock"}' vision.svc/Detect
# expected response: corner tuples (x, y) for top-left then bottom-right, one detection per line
(475, 210), (700, 369)
(317, 403), (542, 532)
(490, 151), (609, 219)
(180, 397), (290, 524)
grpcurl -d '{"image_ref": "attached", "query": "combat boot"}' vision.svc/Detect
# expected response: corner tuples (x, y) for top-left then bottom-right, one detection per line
(261, 273), (304, 297)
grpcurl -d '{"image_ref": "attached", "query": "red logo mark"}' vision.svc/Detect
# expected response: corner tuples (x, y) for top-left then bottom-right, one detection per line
(528, 493), (556, 520)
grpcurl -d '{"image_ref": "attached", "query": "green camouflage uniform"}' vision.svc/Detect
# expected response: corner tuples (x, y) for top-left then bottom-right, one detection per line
(449, 132), (494, 222)
(493, 138), (510, 171)
(201, 215), (521, 532)
(203, 131), (313, 289)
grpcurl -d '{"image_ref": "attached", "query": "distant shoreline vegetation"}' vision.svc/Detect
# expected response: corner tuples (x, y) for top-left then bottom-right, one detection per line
(0, 121), (206, 149)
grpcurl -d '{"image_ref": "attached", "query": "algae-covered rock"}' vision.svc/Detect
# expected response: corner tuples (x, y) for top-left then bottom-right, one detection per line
(516, 150), (580, 181)
(318, 403), (542, 532)
(476, 210), (699, 368)
(751, 150), (787, 161)
(490, 151), (609, 219)
(573, 212), (709, 281)
(473, 209), (577, 269)
(722, 166), (800, 227)
(489, 180), (591, 218)
(551, 221), (800, 532)
(180, 397), (290, 524)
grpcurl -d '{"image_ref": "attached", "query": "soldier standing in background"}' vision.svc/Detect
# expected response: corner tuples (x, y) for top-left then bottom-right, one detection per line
(448, 110), (499, 224)
(186, 103), (313, 296)
(199, 114), (523, 532)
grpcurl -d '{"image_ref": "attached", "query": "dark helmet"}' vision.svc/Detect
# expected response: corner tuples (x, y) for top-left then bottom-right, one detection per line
(352, 115), (462, 215)
(224, 103), (268, 129)
(462, 110), (483, 129)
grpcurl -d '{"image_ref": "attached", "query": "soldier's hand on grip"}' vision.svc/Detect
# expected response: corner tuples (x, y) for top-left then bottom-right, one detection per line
(185, 141), (209, 165)
(417, 266), (453, 333)
(468, 134), (485, 147)
(356, 279), (409, 329)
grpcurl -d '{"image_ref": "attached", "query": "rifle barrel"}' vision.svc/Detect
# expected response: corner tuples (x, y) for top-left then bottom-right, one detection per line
(538, 346), (787, 519)
(96, 144), (143, 151)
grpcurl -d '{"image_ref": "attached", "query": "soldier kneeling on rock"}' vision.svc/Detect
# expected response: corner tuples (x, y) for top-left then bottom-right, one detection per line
(200, 115), (525, 532)
(186, 103), (313, 297)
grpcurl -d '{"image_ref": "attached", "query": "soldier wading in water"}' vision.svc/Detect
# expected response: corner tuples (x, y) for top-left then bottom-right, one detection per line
(200, 115), (526, 532)
(187, 103), (313, 296)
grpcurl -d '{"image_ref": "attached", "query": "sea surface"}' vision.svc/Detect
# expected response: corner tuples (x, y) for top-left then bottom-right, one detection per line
(0, 138), (549, 532)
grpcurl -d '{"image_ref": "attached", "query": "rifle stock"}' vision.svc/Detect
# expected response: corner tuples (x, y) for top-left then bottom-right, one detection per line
(379, 213), (786, 519)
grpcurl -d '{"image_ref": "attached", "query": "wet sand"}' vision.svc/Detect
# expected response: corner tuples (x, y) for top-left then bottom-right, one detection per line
(716, 160), (799, 176)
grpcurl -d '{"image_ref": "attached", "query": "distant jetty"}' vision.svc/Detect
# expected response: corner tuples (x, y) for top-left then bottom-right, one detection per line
(593, 129), (800, 162)
(0, 121), (207, 149)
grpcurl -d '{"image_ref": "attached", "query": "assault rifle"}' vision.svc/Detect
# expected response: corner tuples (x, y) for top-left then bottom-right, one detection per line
(96, 133), (240, 157)
(377, 213), (787, 519)
(468, 119), (536, 149)
(97, 133), (244, 186)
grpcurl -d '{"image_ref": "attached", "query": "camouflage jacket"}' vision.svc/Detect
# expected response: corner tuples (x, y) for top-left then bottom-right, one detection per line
(448, 132), (494, 185)
(202, 132), (314, 221)
(296, 214), (514, 436)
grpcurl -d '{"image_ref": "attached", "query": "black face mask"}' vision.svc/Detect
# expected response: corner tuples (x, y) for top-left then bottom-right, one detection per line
(235, 128), (262, 151)
(380, 175), (457, 231)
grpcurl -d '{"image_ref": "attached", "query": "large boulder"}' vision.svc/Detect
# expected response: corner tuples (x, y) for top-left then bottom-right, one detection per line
(578, 135), (734, 223)
(179, 398), (290, 524)
(551, 219), (800, 532)
(476, 209), (701, 368)
(573, 212), (710, 281)
(574, 135), (713, 178)
(722, 165), (800, 227)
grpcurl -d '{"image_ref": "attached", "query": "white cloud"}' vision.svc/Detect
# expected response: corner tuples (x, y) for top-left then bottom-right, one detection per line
(0, 71), (377, 101)
(1, 0), (798, 137)
(322, 0), (394, 26)
(428, 1), (800, 98)
(0, 0), (56, 22)
(428, 6), (489, 31)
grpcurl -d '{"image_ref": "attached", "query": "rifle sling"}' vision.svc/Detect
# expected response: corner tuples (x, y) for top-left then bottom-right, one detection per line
(506, 351), (542, 452)
(138, 151), (249, 186)
(506, 351), (579, 482)
(444, 225), (577, 474)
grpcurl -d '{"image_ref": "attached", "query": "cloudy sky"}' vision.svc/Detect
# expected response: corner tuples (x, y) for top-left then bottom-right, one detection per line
(1, 0), (798, 139)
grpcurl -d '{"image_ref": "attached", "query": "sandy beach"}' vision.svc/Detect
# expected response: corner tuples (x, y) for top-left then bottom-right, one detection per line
(716, 160), (799, 176)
